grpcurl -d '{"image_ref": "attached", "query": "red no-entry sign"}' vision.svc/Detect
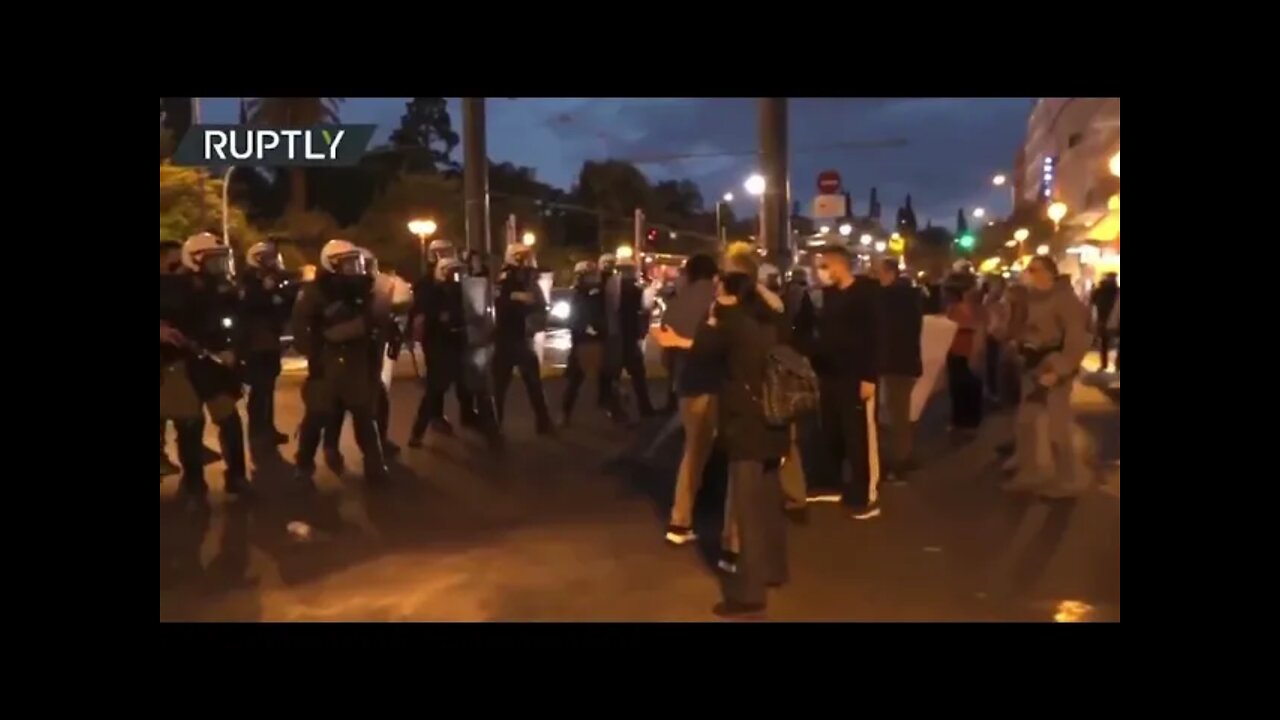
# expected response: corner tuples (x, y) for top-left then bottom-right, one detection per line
(817, 169), (842, 194)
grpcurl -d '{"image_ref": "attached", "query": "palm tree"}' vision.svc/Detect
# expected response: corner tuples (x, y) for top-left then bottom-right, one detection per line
(245, 98), (344, 215)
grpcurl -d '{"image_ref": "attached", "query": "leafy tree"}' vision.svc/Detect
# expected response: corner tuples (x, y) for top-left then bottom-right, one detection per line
(388, 98), (460, 173)
(245, 98), (344, 215)
(351, 172), (465, 279)
(909, 224), (954, 279)
(159, 163), (261, 249)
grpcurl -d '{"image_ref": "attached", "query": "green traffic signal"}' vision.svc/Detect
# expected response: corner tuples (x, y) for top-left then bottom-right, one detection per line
(957, 234), (975, 250)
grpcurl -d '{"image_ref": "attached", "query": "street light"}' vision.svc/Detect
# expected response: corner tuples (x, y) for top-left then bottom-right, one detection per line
(820, 225), (831, 234)
(408, 218), (438, 276)
(1036, 244), (1051, 256)
(521, 231), (537, 247)
(874, 240), (887, 253)
(839, 223), (853, 237)
(616, 244), (635, 260)
(859, 233), (873, 246)
(973, 207), (987, 219)
(1109, 151), (1120, 178)
(723, 192), (734, 203)
(1005, 240), (1019, 248)
(744, 174), (766, 196)
(1014, 228), (1030, 242)
(1047, 201), (1068, 229)
(992, 174), (1007, 186)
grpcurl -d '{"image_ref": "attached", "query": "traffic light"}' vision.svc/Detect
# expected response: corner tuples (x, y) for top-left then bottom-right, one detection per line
(956, 234), (975, 252)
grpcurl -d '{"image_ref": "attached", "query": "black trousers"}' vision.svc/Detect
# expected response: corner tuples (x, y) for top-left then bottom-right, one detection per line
(172, 409), (247, 485)
(326, 383), (391, 451)
(243, 352), (282, 439)
(412, 347), (472, 437)
(721, 460), (787, 607)
(818, 377), (879, 509)
(609, 339), (654, 414)
(493, 339), (552, 427)
(564, 341), (618, 418)
(984, 336), (1002, 394)
(946, 354), (984, 429)
(297, 406), (385, 474)
(1097, 329), (1114, 370)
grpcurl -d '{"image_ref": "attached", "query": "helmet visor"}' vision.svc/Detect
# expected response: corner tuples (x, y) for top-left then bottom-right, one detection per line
(332, 252), (367, 276)
(198, 247), (234, 277)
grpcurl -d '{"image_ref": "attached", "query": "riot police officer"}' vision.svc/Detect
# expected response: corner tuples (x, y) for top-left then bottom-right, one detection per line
(323, 247), (401, 465)
(291, 239), (390, 485)
(562, 260), (622, 425)
(159, 232), (252, 497)
(409, 257), (469, 445)
(493, 243), (554, 434)
(238, 240), (294, 446)
(409, 238), (479, 432)
(608, 253), (656, 417)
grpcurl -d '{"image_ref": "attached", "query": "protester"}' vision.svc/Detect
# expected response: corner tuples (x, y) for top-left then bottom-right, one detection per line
(806, 245), (882, 519)
(654, 244), (789, 618)
(876, 258), (923, 484)
(1004, 256), (1091, 498)
(1090, 272), (1120, 372)
(1106, 293), (1120, 372)
(652, 253), (720, 546)
(983, 276), (1011, 404)
(944, 286), (985, 433)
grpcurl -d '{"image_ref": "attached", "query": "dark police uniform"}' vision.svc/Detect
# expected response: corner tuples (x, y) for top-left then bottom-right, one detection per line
(159, 272), (250, 495)
(562, 276), (621, 421)
(612, 270), (655, 416)
(290, 272), (389, 482)
(493, 263), (553, 432)
(237, 265), (294, 444)
(410, 270), (470, 441)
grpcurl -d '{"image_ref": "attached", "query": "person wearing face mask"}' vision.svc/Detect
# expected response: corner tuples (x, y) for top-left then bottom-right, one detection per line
(653, 243), (790, 619)
(805, 244), (882, 519)
(159, 232), (252, 498)
(1002, 256), (1090, 498)
(562, 260), (624, 425)
(409, 257), (471, 445)
(238, 240), (295, 448)
(290, 239), (390, 486)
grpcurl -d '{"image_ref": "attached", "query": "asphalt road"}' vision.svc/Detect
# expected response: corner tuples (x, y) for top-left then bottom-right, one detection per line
(160, 362), (1120, 622)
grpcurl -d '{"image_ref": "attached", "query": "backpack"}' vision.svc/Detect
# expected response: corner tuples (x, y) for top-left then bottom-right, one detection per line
(757, 344), (820, 427)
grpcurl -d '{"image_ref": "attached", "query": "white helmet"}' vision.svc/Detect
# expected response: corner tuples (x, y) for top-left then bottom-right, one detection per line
(183, 232), (233, 275)
(359, 247), (379, 275)
(320, 239), (366, 275)
(598, 253), (616, 267)
(245, 241), (282, 270)
(427, 238), (456, 265)
(505, 243), (533, 267)
(573, 260), (595, 275)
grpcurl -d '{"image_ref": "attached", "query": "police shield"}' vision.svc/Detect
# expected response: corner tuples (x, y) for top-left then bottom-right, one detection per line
(460, 275), (495, 392)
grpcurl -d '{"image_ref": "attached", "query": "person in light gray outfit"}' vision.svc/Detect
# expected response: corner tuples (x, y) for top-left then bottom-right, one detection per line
(1004, 256), (1091, 498)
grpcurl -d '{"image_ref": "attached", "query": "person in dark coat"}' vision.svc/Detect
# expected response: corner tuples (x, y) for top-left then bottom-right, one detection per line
(290, 239), (389, 486)
(238, 240), (294, 447)
(654, 245), (789, 619)
(875, 259), (923, 483)
(409, 258), (471, 445)
(1090, 272), (1119, 371)
(492, 243), (554, 434)
(562, 261), (623, 424)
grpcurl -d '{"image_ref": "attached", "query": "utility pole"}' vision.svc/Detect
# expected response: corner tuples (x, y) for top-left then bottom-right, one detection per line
(462, 98), (491, 260)
(759, 98), (790, 267)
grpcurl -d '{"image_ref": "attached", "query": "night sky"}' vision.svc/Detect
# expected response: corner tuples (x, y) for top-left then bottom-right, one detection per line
(199, 98), (1034, 229)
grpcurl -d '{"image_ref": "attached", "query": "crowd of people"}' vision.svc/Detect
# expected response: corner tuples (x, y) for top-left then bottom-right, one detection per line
(160, 231), (1103, 619)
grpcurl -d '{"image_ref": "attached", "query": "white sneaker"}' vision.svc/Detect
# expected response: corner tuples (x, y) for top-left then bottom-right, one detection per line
(664, 526), (698, 546)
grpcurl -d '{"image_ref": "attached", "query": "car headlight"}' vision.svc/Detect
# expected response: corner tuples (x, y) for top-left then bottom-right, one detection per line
(550, 301), (571, 320)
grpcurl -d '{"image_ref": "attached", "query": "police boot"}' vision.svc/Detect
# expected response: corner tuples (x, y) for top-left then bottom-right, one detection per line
(351, 411), (390, 484)
(174, 418), (209, 498)
(294, 413), (325, 487)
(217, 413), (253, 496)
